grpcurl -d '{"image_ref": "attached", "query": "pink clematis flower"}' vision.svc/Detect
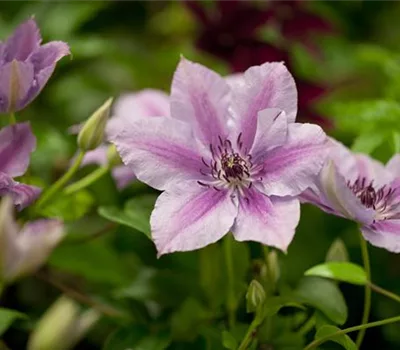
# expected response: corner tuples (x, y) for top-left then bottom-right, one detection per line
(0, 122), (41, 209)
(0, 196), (64, 282)
(80, 89), (170, 190)
(0, 18), (70, 113)
(301, 140), (400, 253)
(110, 58), (328, 255)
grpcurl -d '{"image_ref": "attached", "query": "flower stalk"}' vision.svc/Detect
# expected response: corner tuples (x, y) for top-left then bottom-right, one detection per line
(224, 234), (236, 329)
(64, 165), (110, 195)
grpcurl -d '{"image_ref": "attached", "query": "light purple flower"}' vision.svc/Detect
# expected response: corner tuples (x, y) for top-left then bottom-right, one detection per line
(0, 196), (64, 282)
(110, 58), (328, 255)
(0, 18), (70, 113)
(80, 89), (170, 190)
(301, 140), (400, 253)
(0, 122), (41, 209)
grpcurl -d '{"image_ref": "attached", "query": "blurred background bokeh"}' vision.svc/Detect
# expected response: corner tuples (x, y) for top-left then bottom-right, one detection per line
(1, 1), (400, 349)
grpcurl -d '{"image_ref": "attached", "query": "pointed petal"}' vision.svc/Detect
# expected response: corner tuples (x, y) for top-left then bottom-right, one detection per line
(361, 222), (400, 253)
(230, 62), (297, 151)
(250, 109), (288, 164)
(30, 41), (70, 73)
(170, 57), (231, 146)
(110, 116), (204, 191)
(2, 18), (41, 62)
(113, 89), (170, 119)
(232, 189), (300, 252)
(8, 219), (64, 280)
(0, 123), (36, 177)
(354, 154), (392, 188)
(151, 182), (237, 256)
(111, 166), (136, 190)
(260, 123), (328, 196)
(7, 182), (41, 211)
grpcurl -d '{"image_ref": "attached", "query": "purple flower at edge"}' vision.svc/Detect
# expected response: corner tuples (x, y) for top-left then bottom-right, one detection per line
(79, 89), (170, 190)
(0, 122), (41, 209)
(110, 58), (329, 256)
(301, 140), (400, 253)
(0, 18), (70, 113)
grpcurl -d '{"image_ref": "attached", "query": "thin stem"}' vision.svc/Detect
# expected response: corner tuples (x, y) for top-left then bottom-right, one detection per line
(238, 319), (259, 350)
(35, 151), (85, 209)
(223, 235), (235, 329)
(9, 113), (16, 125)
(64, 165), (109, 195)
(356, 233), (372, 348)
(370, 282), (400, 304)
(297, 315), (316, 336)
(303, 315), (400, 350)
(262, 245), (275, 294)
(65, 223), (117, 244)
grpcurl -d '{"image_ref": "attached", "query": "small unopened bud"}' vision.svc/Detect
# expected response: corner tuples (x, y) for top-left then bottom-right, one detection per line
(107, 144), (122, 167)
(77, 98), (113, 151)
(326, 238), (349, 262)
(246, 280), (266, 313)
(28, 296), (100, 350)
(266, 250), (280, 286)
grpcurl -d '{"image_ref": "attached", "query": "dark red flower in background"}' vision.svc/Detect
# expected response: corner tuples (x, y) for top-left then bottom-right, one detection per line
(185, 0), (335, 127)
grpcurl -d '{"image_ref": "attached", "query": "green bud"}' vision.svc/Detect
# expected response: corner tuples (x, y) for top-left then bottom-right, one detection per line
(77, 98), (113, 151)
(326, 238), (349, 262)
(266, 250), (280, 286)
(107, 144), (122, 167)
(28, 296), (100, 350)
(246, 280), (266, 313)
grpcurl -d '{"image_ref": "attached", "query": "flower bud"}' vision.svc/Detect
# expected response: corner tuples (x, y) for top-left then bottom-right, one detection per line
(28, 296), (100, 350)
(326, 238), (349, 262)
(107, 144), (122, 167)
(246, 280), (266, 313)
(77, 98), (113, 151)
(266, 250), (280, 286)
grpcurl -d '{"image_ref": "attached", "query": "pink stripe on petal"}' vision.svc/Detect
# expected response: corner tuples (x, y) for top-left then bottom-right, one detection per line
(170, 57), (231, 146)
(361, 223), (400, 253)
(110, 116), (205, 191)
(232, 189), (300, 252)
(231, 62), (297, 151)
(151, 182), (237, 256)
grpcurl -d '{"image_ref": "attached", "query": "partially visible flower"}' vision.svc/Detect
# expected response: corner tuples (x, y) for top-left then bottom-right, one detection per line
(0, 122), (41, 209)
(110, 58), (328, 255)
(79, 89), (170, 190)
(0, 196), (64, 282)
(186, 0), (334, 126)
(0, 18), (70, 113)
(301, 140), (400, 253)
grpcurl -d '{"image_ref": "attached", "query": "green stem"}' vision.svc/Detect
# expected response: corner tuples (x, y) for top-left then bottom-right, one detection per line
(356, 233), (372, 348)
(303, 315), (400, 350)
(223, 235), (235, 329)
(9, 113), (16, 125)
(370, 283), (400, 304)
(35, 151), (85, 209)
(297, 315), (316, 336)
(238, 319), (259, 350)
(64, 166), (109, 195)
(262, 245), (275, 294)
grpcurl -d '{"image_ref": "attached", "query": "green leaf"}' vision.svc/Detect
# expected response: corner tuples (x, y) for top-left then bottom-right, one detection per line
(315, 325), (357, 350)
(98, 194), (157, 239)
(222, 331), (238, 350)
(293, 277), (348, 325)
(103, 327), (147, 350)
(135, 332), (171, 350)
(305, 262), (367, 285)
(263, 297), (306, 317)
(351, 132), (385, 154)
(0, 308), (26, 336)
(315, 310), (334, 330)
(326, 239), (349, 262)
(40, 190), (94, 221)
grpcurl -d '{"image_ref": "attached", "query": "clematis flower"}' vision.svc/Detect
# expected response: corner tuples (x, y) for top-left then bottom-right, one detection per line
(80, 89), (170, 190)
(0, 18), (70, 113)
(301, 140), (400, 253)
(0, 122), (41, 209)
(110, 58), (328, 255)
(0, 196), (64, 282)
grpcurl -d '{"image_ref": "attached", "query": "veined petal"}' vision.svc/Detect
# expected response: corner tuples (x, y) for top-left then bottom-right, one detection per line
(361, 222), (400, 253)
(114, 89), (170, 119)
(7, 219), (64, 280)
(29, 41), (70, 73)
(230, 62), (297, 151)
(0, 122), (36, 176)
(232, 189), (300, 252)
(2, 18), (41, 62)
(112, 166), (136, 190)
(354, 154), (392, 189)
(260, 123), (328, 197)
(170, 57), (231, 146)
(151, 182), (237, 256)
(110, 116), (205, 191)
(250, 108), (288, 164)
